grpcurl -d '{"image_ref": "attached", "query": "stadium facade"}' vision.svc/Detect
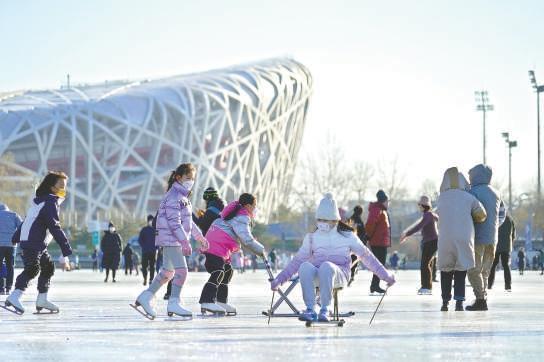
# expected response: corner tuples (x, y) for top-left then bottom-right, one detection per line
(0, 58), (312, 223)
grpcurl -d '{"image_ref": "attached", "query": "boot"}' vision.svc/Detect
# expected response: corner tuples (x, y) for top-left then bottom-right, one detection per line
(298, 307), (317, 322)
(216, 302), (237, 315)
(134, 290), (157, 318)
(317, 308), (329, 322)
(6, 289), (25, 314)
(455, 300), (464, 311)
(370, 286), (386, 295)
(167, 298), (192, 317)
(36, 293), (59, 313)
(440, 301), (448, 311)
(465, 299), (487, 311)
(200, 302), (226, 315)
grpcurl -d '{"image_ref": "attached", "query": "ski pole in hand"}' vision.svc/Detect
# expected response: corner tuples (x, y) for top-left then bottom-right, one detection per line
(369, 286), (389, 327)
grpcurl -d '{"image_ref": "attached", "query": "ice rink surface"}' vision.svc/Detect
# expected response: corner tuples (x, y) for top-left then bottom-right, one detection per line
(1, 268), (543, 361)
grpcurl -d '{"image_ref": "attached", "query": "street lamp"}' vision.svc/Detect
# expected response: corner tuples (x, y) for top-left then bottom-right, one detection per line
(528, 70), (544, 200)
(502, 132), (518, 212)
(475, 90), (494, 164)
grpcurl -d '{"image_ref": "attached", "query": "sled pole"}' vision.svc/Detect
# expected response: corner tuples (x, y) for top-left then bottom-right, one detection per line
(369, 287), (388, 327)
(267, 290), (275, 325)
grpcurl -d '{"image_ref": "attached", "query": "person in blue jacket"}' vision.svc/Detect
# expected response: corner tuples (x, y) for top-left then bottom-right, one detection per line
(5, 171), (72, 314)
(0, 202), (23, 295)
(139, 215), (157, 286)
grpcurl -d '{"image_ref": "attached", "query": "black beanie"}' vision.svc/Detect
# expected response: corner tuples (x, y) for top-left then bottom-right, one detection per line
(203, 187), (218, 201)
(147, 214), (154, 222)
(108, 221), (115, 228)
(376, 190), (389, 202)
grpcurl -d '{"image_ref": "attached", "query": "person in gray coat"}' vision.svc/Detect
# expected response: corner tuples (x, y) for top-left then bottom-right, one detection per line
(0, 203), (23, 295)
(466, 164), (504, 311)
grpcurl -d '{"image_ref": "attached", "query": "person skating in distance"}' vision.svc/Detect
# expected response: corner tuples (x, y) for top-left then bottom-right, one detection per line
(5, 171), (72, 315)
(270, 193), (395, 322)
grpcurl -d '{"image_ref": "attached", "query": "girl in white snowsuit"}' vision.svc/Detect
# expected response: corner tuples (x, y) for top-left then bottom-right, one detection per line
(270, 193), (396, 322)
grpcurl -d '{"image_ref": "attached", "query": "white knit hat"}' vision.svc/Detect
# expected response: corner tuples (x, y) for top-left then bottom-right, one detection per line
(316, 193), (341, 221)
(418, 195), (432, 207)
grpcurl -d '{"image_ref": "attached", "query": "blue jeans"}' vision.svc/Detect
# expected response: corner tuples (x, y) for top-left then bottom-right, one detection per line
(0, 246), (15, 291)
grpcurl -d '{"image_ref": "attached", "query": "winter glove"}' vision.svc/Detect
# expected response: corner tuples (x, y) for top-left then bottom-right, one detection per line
(181, 241), (192, 256)
(196, 235), (209, 252)
(385, 272), (396, 287)
(270, 278), (281, 291)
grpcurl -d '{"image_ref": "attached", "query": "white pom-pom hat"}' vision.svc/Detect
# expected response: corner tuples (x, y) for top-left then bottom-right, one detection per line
(316, 193), (341, 221)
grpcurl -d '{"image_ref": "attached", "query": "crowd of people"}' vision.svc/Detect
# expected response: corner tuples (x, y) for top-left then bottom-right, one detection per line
(0, 161), (543, 320)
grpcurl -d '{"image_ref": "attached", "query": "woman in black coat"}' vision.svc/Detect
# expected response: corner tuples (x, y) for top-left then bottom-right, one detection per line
(100, 222), (122, 283)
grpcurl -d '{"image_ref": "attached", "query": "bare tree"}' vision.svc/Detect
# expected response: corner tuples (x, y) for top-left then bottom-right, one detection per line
(375, 156), (408, 201)
(418, 178), (439, 201)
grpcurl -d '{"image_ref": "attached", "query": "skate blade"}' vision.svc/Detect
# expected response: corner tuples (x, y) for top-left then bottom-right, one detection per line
(129, 303), (155, 320)
(0, 304), (24, 315)
(200, 309), (226, 317)
(164, 315), (193, 321)
(225, 311), (237, 316)
(369, 292), (385, 296)
(305, 319), (345, 327)
(33, 309), (59, 315)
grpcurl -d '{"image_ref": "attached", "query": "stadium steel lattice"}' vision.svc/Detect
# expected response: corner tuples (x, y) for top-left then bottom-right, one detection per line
(0, 58), (312, 223)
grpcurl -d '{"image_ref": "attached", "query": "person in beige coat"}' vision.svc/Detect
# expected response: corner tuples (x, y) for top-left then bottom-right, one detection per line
(437, 167), (487, 312)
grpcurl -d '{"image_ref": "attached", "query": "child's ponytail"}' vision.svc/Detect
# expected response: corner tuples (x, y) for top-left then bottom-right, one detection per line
(223, 193), (256, 221)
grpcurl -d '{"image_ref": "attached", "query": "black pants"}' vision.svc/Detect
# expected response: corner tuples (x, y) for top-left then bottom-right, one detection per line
(124, 259), (133, 275)
(350, 254), (358, 280)
(15, 248), (55, 293)
(141, 251), (156, 282)
(105, 268), (117, 281)
(420, 240), (437, 289)
(440, 270), (467, 302)
(199, 253), (233, 303)
(488, 252), (511, 289)
(0, 246), (15, 291)
(370, 246), (387, 290)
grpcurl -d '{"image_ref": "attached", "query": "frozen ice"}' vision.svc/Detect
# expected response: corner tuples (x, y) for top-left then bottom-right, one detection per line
(1, 268), (543, 361)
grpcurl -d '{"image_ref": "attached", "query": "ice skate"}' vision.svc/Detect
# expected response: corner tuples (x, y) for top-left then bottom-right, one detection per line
(34, 293), (60, 314)
(369, 286), (386, 296)
(167, 298), (192, 318)
(417, 288), (432, 295)
(317, 308), (329, 322)
(130, 290), (157, 320)
(216, 302), (237, 316)
(200, 302), (226, 316)
(2, 289), (25, 315)
(298, 308), (317, 322)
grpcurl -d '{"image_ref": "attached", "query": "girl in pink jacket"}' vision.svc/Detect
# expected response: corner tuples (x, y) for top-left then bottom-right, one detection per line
(199, 193), (265, 315)
(132, 163), (208, 319)
(270, 193), (396, 322)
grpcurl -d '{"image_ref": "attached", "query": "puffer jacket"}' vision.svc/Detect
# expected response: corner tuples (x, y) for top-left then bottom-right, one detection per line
(365, 202), (391, 247)
(205, 201), (264, 261)
(0, 203), (22, 247)
(437, 167), (487, 272)
(273, 228), (394, 286)
(468, 164), (503, 245)
(155, 182), (203, 248)
(11, 195), (72, 257)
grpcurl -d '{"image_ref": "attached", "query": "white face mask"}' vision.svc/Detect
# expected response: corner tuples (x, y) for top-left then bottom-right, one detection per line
(57, 197), (65, 206)
(316, 222), (334, 232)
(252, 207), (259, 219)
(109, 227), (115, 233)
(180, 180), (194, 191)
(148, 221), (153, 227)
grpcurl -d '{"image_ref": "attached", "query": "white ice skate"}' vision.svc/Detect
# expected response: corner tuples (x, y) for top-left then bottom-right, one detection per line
(200, 302), (226, 316)
(2, 289), (25, 315)
(130, 290), (157, 320)
(216, 302), (237, 316)
(417, 288), (432, 295)
(35, 293), (60, 314)
(167, 298), (192, 318)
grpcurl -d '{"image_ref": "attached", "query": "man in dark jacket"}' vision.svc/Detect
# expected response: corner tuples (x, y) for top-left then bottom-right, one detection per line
(0, 203), (23, 295)
(488, 213), (515, 291)
(100, 222), (122, 283)
(138, 215), (156, 286)
(195, 187), (225, 235)
(123, 243), (134, 275)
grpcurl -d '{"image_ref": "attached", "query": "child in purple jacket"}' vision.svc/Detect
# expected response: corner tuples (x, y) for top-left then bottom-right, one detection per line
(133, 163), (208, 319)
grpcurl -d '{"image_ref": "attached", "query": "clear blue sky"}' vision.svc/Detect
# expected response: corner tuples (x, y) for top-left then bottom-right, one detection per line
(2, 0), (543, 200)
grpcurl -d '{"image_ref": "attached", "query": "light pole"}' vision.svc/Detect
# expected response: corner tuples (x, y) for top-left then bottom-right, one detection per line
(528, 71), (544, 201)
(475, 90), (494, 164)
(502, 132), (518, 212)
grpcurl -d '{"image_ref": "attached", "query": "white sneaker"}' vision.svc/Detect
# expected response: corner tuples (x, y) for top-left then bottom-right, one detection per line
(216, 302), (237, 315)
(36, 293), (59, 313)
(200, 302), (226, 314)
(167, 298), (192, 317)
(417, 288), (432, 295)
(6, 289), (25, 314)
(135, 290), (157, 318)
